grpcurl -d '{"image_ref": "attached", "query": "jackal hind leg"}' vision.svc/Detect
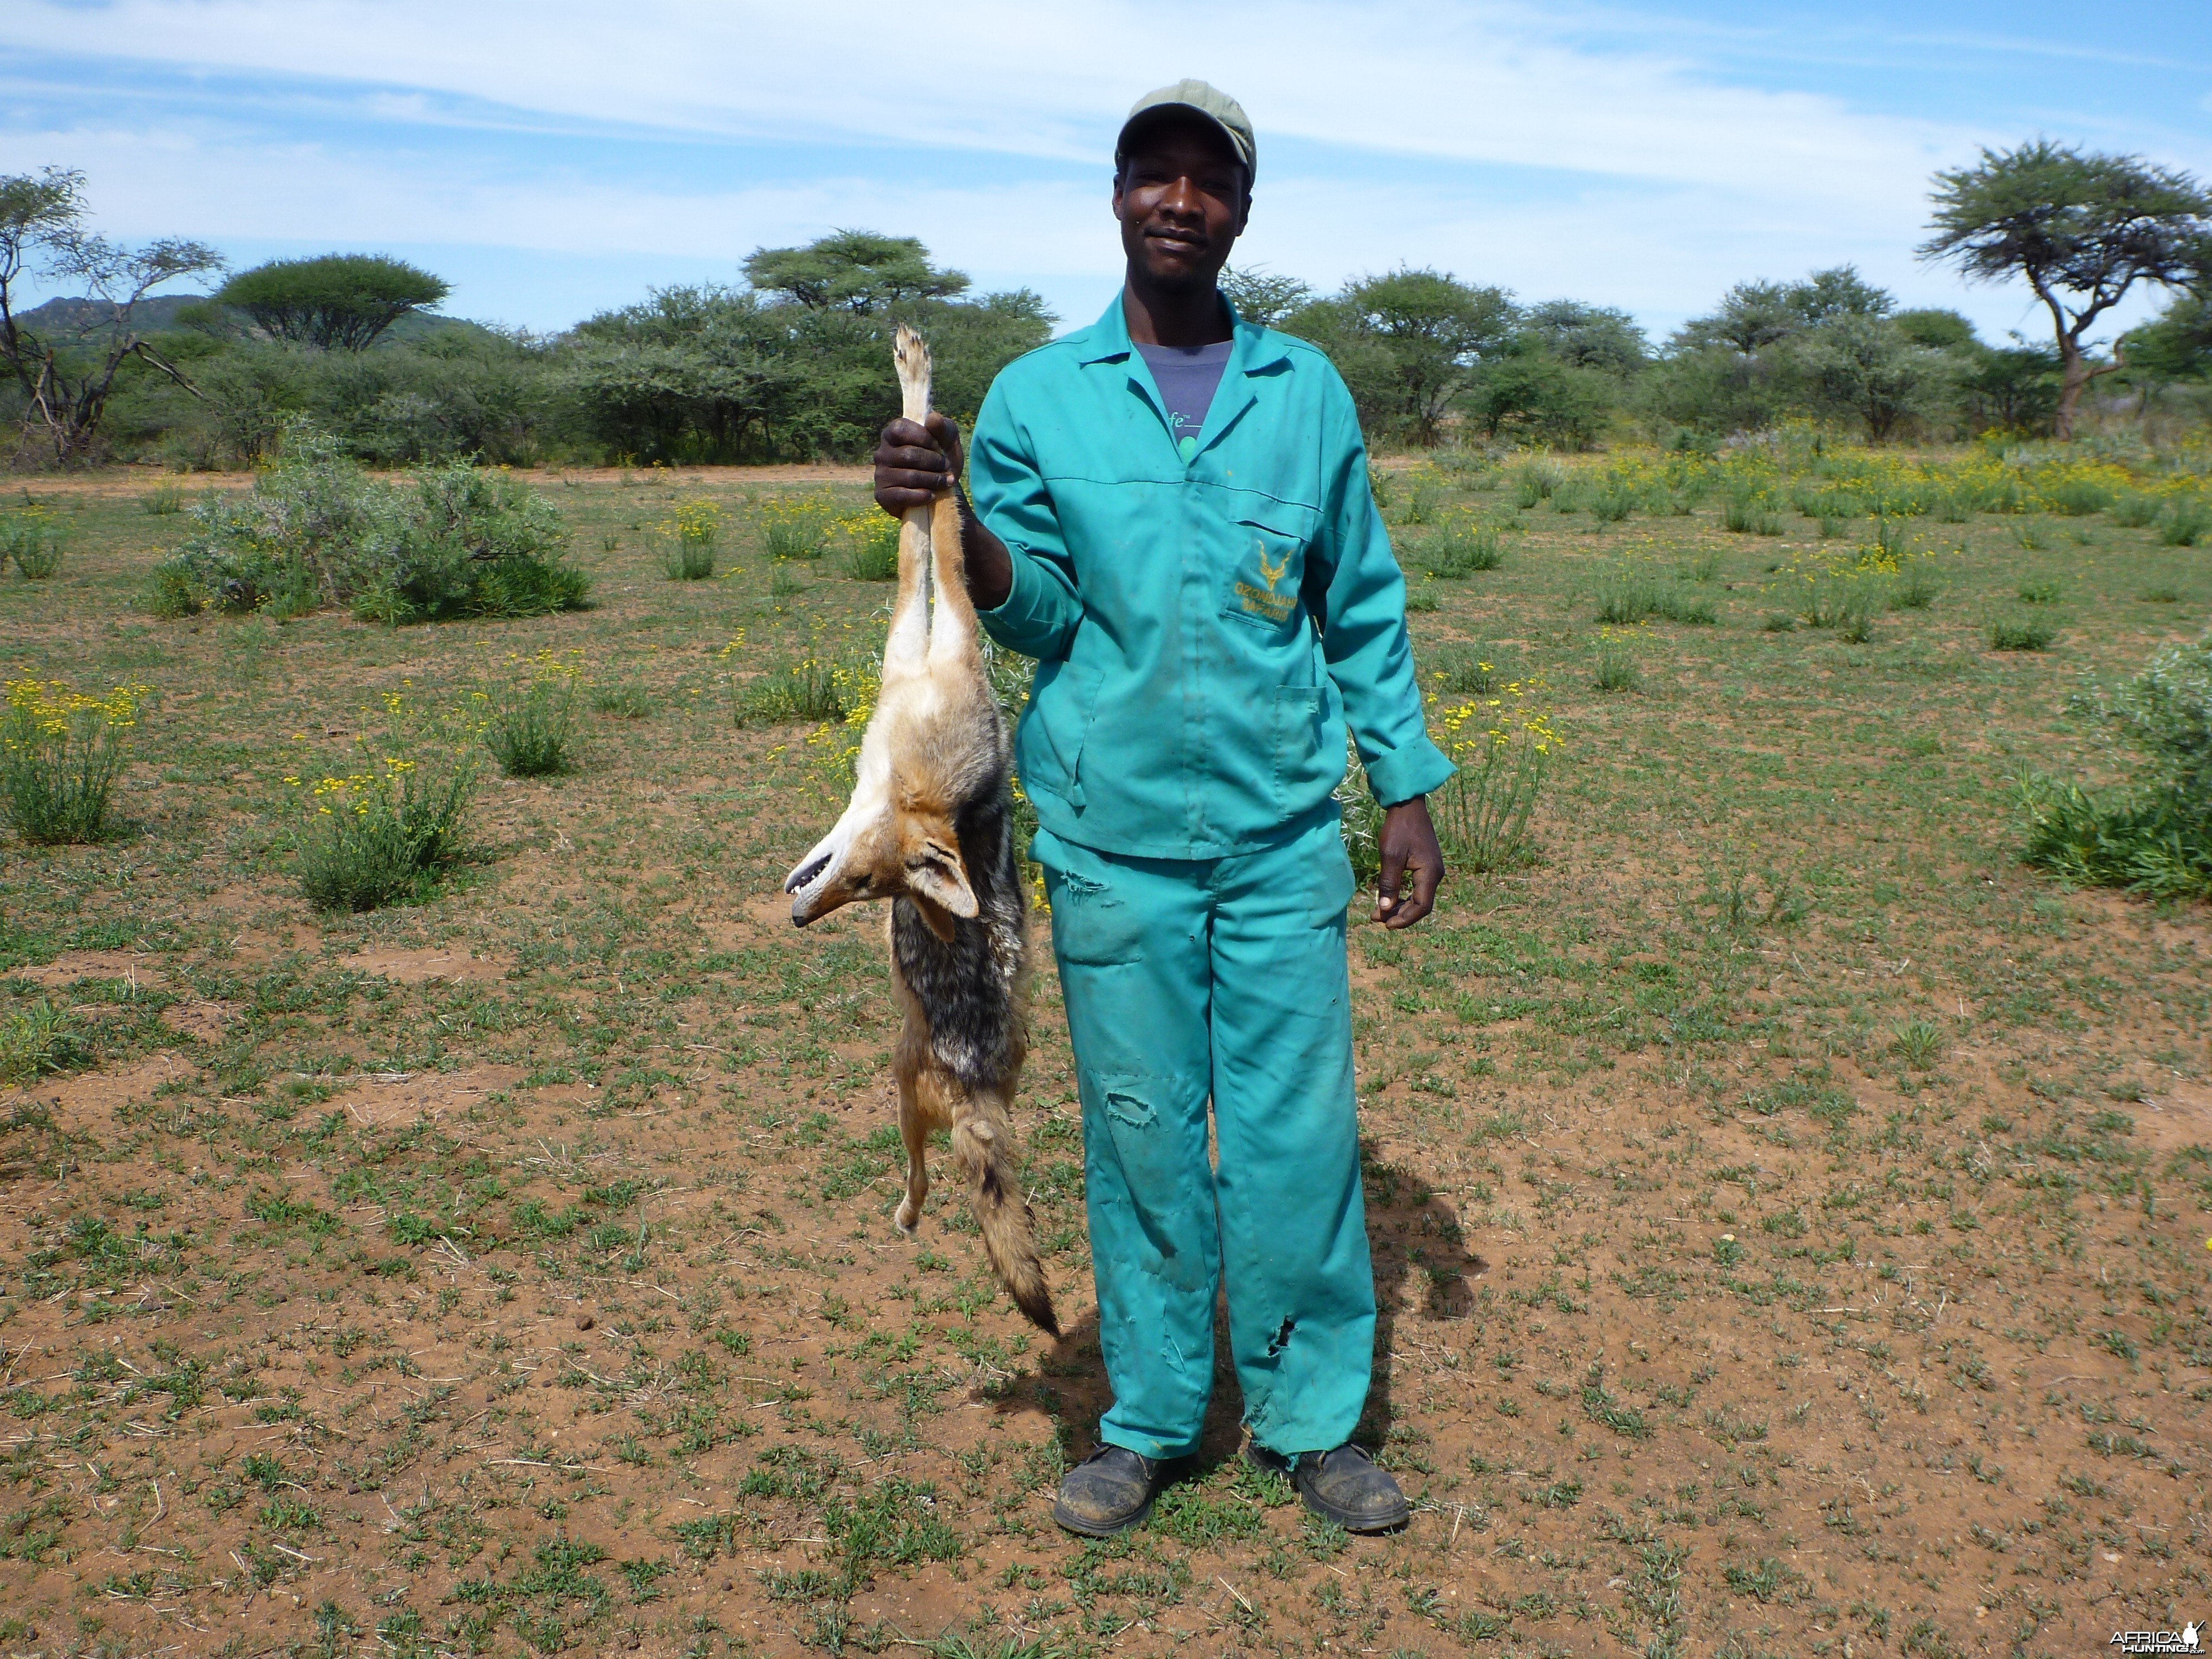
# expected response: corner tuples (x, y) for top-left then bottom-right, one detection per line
(924, 487), (976, 670)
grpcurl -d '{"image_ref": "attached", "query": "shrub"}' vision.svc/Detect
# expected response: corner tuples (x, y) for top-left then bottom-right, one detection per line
(761, 499), (832, 561)
(152, 419), (587, 624)
(1587, 482), (1635, 524)
(2111, 493), (2159, 528)
(1428, 649), (1505, 696)
(658, 499), (721, 581)
(1511, 459), (1566, 508)
(1594, 646), (1641, 692)
(2103, 631), (2212, 804)
(2018, 580), (2062, 604)
(1721, 497), (1782, 536)
(2042, 474), (2114, 516)
(1433, 725), (1551, 873)
(293, 743), (478, 912)
(1395, 468), (1444, 526)
(2160, 498), (2208, 547)
(837, 513), (900, 581)
(1333, 754), (1385, 888)
(1800, 575), (1882, 639)
(732, 658), (857, 727)
(2024, 630), (2212, 901)
(0, 1001), (82, 1086)
(1890, 566), (1940, 610)
(1595, 576), (1713, 627)
(1989, 617), (2056, 651)
(1, 679), (145, 844)
(2023, 781), (2210, 901)
(482, 651), (582, 778)
(1, 510), (66, 580)
(1422, 518), (1504, 577)
(142, 483), (186, 517)
(592, 683), (657, 719)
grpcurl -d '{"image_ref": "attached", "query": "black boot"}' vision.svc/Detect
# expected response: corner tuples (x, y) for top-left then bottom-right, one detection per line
(1053, 1444), (1166, 1536)
(1247, 1441), (1409, 1532)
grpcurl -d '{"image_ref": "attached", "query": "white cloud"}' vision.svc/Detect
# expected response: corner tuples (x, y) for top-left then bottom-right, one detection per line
(0, 0), (2195, 339)
(14, 0), (1968, 198)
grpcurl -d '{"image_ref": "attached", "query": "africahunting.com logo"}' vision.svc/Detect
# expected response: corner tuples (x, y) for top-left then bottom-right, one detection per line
(2112, 1622), (2200, 1655)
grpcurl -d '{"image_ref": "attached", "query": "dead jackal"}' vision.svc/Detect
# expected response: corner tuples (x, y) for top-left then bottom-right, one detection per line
(782, 325), (1057, 1335)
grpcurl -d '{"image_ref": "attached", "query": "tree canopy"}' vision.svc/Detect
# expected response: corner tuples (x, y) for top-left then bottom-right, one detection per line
(1282, 268), (1514, 445)
(1219, 266), (1315, 328)
(215, 254), (450, 351)
(1921, 140), (2212, 435)
(1516, 300), (1648, 375)
(740, 231), (969, 314)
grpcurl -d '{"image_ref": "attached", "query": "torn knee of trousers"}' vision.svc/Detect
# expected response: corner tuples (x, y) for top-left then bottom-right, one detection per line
(1265, 1316), (1296, 1358)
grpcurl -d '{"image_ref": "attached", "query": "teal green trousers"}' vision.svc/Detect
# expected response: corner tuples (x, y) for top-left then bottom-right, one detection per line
(1034, 811), (1375, 1460)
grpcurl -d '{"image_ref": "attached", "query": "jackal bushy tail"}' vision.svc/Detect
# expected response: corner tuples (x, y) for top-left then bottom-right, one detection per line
(952, 1100), (1059, 1335)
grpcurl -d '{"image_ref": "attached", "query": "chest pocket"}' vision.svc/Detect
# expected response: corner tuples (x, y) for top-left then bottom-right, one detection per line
(1221, 511), (1318, 635)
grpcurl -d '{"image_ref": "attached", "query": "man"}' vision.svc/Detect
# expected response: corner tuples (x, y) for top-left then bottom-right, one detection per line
(873, 80), (1451, 1537)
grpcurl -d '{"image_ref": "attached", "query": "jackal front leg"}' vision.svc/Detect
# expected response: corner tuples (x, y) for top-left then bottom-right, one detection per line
(893, 1057), (930, 1237)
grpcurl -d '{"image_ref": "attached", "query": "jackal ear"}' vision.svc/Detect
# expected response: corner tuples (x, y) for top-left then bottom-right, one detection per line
(906, 839), (978, 922)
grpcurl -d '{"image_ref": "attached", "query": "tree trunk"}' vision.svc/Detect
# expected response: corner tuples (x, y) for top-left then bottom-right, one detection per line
(2052, 340), (2089, 439)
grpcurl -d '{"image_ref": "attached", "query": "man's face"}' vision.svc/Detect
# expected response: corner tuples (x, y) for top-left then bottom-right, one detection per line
(1113, 116), (1249, 293)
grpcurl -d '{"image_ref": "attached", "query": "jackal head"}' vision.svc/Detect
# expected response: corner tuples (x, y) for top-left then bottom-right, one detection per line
(782, 789), (977, 940)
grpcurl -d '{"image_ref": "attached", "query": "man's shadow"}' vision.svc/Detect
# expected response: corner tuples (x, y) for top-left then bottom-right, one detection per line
(994, 1136), (1485, 1469)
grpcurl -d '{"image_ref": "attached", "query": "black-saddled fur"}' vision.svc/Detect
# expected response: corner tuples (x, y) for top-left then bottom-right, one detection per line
(889, 782), (1025, 1092)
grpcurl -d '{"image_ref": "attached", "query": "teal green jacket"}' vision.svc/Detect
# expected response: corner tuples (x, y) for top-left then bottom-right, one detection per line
(971, 294), (1453, 860)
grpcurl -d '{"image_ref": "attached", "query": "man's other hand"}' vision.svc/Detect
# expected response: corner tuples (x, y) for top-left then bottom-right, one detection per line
(874, 413), (963, 517)
(1375, 797), (1444, 929)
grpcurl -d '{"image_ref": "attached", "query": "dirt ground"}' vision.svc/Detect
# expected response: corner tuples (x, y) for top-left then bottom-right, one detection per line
(0, 456), (2205, 1658)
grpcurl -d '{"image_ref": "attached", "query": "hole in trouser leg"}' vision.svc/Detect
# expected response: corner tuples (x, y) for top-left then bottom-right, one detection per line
(1265, 1316), (1296, 1358)
(1105, 1091), (1156, 1130)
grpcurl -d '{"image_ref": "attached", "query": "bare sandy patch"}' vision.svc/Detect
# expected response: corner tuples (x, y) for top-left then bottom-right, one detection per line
(342, 945), (508, 985)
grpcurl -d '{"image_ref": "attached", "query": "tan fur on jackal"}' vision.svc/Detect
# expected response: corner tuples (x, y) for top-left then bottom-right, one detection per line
(782, 325), (1057, 1334)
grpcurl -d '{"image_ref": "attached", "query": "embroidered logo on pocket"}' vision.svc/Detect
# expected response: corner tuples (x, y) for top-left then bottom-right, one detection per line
(1234, 537), (1297, 623)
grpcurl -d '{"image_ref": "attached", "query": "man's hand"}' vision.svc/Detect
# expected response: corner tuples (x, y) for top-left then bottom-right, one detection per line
(874, 413), (963, 516)
(1375, 797), (1444, 928)
(870, 413), (1013, 609)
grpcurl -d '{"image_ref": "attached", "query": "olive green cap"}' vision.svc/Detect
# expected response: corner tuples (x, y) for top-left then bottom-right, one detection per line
(1117, 80), (1256, 182)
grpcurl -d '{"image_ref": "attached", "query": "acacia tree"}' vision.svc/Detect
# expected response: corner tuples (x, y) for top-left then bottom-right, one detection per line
(214, 254), (449, 350)
(1921, 140), (2212, 437)
(742, 230), (969, 314)
(0, 167), (222, 465)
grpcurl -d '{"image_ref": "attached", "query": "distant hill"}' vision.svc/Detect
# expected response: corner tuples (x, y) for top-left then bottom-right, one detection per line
(7, 294), (499, 346)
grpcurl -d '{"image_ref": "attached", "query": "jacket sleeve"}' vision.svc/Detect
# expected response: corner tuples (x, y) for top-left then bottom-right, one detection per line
(969, 377), (1083, 663)
(1303, 373), (1456, 807)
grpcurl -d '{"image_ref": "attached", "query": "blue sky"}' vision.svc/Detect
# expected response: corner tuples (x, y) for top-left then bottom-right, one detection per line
(4, 0), (2208, 347)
